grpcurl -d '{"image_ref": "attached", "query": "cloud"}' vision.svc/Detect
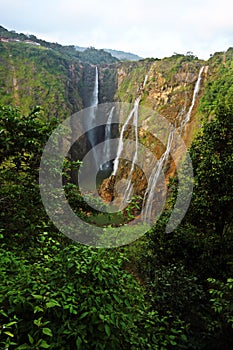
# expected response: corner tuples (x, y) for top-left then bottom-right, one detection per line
(0, 0), (232, 59)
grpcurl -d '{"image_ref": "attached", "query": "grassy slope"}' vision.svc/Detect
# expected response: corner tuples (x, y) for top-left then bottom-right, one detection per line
(0, 42), (83, 119)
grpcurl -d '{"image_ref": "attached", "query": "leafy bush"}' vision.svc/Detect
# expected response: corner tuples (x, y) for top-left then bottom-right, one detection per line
(0, 245), (146, 349)
(0, 105), (188, 349)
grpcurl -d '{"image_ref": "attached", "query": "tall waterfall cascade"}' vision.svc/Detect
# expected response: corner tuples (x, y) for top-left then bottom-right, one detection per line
(110, 67), (205, 221)
(180, 66), (205, 133)
(92, 66), (99, 107)
(142, 66), (205, 222)
(111, 72), (153, 207)
(112, 96), (141, 176)
(111, 75), (146, 208)
(86, 67), (99, 169)
(100, 106), (115, 171)
(142, 130), (174, 222)
(143, 74), (148, 88)
(119, 97), (140, 207)
(92, 66), (205, 222)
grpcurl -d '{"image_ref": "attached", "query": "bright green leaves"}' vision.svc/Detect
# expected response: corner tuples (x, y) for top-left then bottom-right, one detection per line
(0, 243), (151, 349)
(42, 328), (53, 337)
(104, 324), (111, 337)
(208, 277), (233, 328)
(188, 101), (233, 235)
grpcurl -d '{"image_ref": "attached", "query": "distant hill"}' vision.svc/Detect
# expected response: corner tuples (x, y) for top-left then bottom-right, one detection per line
(0, 26), (141, 63)
(75, 46), (142, 61)
(75, 46), (86, 52)
(76, 47), (118, 64)
(0, 26), (118, 65)
(103, 49), (142, 61)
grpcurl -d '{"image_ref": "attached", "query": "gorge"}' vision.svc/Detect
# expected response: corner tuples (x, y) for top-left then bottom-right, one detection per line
(0, 30), (233, 226)
(1, 26), (233, 350)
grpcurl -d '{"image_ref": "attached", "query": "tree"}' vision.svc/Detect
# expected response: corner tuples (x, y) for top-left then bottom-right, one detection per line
(138, 100), (233, 349)
(0, 105), (188, 349)
(187, 102), (233, 236)
(0, 105), (58, 247)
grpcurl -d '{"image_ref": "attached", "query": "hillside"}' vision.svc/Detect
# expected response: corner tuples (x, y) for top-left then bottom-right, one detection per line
(0, 40), (84, 118)
(0, 27), (233, 350)
(103, 48), (142, 61)
(75, 45), (142, 61)
(0, 26), (118, 65)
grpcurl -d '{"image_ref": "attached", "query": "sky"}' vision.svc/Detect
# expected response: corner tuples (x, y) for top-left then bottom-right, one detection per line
(1, 0), (233, 59)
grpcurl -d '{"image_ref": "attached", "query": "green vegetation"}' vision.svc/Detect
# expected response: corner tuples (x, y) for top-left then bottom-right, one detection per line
(0, 105), (188, 349)
(0, 27), (233, 348)
(0, 26), (118, 118)
(199, 47), (233, 115)
(77, 47), (118, 65)
(0, 26), (118, 65)
(0, 41), (83, 119)
(138, 100), (233, 349)
(1, 86), (232, 349)
(103, 48), (142, 61)
(115, 61), (152, 102)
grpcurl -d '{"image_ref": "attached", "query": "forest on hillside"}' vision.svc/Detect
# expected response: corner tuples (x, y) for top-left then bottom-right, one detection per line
(0, 27), (233, 350)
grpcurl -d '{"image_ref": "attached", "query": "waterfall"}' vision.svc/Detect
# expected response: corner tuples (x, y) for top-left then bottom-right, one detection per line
(101, 106), (115, 170)
(120, 97), (140, 206)
(87, 66), (99, 169)
(143, 74), (148, 88)
(142, 130), (174, 222)
(112, 74), (148, 207)
(92, 66), (99, 106)
(113, 73), (148, 177)
(180, 66), (204, 133)
(142, 67), (204, 223)
(112, 97), (140, 176)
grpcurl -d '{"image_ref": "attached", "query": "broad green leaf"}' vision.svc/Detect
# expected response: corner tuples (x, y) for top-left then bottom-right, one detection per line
(34, 306), (44, 313)
(42, 327), (53, 337)
(79, 312), (89, 319)
(46, 300), (60, 308)
(5, 321), (18, 327)
(104, 324), (111, 337)
(76, 336), (82, 348)
(40, 340), (50, 348)
(32, 294), (43, 300)
(4, 330), (14, 337)
(28, 334), (34, 344)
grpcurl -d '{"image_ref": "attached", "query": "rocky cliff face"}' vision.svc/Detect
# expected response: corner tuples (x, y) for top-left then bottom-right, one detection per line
(0, 40), (232, 211)
(98, 50), (232, 208)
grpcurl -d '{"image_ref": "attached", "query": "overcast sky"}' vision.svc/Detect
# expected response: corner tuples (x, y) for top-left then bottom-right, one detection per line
(1, 0), (233, 59)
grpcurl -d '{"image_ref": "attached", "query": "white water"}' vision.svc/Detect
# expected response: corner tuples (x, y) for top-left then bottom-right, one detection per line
(142, 66), (204, 222)
(112, 97), (141, 176)
(112, 73), (148, 177)
(180, 66), (204, 133)
(143, 74), (148, 88)
(101, 106), (115, 170)
(142, 130), (174, 222)
(112, 75), (148, 207)
(92, 66), (99, 107)
(120, 97), (140, 206)
(87, 67), (99, 169)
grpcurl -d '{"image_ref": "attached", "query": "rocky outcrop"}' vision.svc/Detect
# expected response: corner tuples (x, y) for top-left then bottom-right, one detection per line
(99, 175), (116, 202)
(98, 56), (211, 206)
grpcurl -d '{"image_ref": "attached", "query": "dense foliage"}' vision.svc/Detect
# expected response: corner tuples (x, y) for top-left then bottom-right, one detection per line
(1, 96), (232, 349)
(0, 105), (188, 349)
(0, 29), (233, 348)
(0, 41), (84, 118)
(0, 26), (118, 65)
(138, 100), (233, 349)
(77, 47), (118, 65)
